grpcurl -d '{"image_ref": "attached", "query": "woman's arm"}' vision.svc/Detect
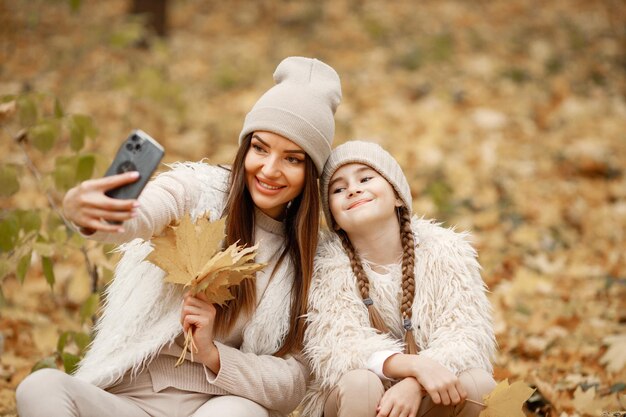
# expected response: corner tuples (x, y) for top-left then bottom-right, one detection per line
(207, 345), (309, 415)
(63, 164), (210, 244)
(182, 293), (309, 415)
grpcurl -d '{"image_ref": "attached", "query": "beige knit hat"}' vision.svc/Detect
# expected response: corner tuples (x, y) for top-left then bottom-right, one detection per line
(321, 140), (413, 228)
(239, 56), (342, 175)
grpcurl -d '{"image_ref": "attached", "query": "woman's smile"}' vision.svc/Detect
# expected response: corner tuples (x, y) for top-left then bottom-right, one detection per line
(255, 176), (286, 193)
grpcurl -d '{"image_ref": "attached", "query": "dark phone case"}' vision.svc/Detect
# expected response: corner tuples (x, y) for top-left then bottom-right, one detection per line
(104, 130), (164, 200)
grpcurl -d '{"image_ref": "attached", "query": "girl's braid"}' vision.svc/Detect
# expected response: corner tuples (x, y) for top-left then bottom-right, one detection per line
(338, 230), (389, 333)
(398, 206), (419, 354)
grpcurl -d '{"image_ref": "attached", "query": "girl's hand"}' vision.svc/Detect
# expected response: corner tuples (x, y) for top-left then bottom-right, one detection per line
(180, 291), (220, 372)
(376, 377), (422, 417)
(62, 172), (141, 233)
(411, 356), (466, 406)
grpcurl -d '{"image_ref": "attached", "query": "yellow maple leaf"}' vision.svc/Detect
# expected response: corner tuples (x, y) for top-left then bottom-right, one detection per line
(478, 379), (535, 417)
(600, 334), (626, 373)
(147, 213), (265, 305)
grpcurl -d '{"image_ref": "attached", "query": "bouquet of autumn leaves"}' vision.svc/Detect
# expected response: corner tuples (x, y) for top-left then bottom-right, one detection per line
(147, 213), (265, 366)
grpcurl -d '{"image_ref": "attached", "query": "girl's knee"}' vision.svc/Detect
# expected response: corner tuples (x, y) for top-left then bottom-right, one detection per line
(336, 369), (383, 396)
(459, 368), (496, 401)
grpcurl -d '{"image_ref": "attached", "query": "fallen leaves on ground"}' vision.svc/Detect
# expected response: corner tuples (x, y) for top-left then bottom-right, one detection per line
(478, 379), (535, 417)
(1, 0), (625, 416)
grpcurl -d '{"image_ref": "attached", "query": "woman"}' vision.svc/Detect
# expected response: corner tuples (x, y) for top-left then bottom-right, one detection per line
(16, 56), (342, 417)
(302, 141), (496, 417)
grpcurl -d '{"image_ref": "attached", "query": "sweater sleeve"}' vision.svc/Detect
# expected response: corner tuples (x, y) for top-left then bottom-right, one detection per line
(205, 342), (308, 415)
(417, 232), (496, 375)
(78, 163), (222, 244)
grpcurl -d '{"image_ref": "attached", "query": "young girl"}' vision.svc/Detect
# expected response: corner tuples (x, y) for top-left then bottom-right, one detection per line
(302, 141), (496, 417)
(16, 56), (342, 417)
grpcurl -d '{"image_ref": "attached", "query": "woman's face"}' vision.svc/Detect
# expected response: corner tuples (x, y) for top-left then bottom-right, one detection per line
(244, 131), (307, 220)
(328, 163), (401, 234)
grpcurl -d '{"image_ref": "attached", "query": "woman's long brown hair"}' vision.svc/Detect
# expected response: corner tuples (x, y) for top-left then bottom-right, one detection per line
(216, 134), (319, 356)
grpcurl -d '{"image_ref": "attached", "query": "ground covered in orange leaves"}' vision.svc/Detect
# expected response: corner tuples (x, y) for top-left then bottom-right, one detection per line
(1, 1), (625, 416)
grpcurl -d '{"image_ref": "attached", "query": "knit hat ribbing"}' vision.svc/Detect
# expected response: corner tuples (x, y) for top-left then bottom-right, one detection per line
(239, 56), (342, 175)
(321, 140), (413, 228)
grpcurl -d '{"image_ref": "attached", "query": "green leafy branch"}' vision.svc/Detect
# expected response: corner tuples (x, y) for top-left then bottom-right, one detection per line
(0, 93), (113, 372)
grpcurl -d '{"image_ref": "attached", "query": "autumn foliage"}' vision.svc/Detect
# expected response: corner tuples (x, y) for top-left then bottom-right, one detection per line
(1, 0), (625, 416)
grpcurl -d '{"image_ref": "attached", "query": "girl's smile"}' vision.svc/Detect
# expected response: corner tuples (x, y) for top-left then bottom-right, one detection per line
(328, 163), (402, 233)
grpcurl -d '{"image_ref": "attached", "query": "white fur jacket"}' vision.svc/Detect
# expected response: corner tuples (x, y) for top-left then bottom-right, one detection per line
(301, 217), (496, 417)
(73, 162), (303, 416)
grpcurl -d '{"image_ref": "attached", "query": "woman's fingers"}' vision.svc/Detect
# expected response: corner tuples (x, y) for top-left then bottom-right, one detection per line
(180, 295), (217, 328)
(63, 172), (141, 231)
(78, 216), (126, 233)
(88, 171), (140, 192)
(184, 295), (217, 313)
(183, 314), (206, 332)
(81, 206), (137, 223)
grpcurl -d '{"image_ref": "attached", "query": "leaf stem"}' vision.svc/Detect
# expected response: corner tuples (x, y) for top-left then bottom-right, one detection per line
(465, 398), (486, 408)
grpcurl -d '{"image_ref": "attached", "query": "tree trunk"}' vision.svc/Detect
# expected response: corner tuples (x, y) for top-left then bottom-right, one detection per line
(130, 0), (168, 37)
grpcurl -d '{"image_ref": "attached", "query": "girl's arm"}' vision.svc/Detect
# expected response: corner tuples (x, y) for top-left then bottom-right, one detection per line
(382, 353), (466, 406)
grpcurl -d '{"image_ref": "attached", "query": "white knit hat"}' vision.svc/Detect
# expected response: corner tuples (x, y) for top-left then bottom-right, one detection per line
(239, 56), (342, 175)
(321, 140), (413, 228)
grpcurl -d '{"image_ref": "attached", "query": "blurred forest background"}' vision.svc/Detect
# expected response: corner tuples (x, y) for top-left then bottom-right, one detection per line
(0, 0), (625, 416)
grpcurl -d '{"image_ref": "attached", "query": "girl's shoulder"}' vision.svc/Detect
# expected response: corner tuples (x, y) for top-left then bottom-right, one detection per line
(314, 230), (350, 269)
(411, 216), (477, 259)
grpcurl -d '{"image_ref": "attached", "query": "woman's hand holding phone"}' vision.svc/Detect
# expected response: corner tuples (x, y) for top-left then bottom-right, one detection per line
(62, 172), (141, 234)
(62, 129), (164, 235)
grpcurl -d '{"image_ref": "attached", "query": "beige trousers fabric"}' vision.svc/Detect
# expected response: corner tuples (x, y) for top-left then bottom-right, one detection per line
(16, 368), (269, 417)
(323, 368), (496, 417)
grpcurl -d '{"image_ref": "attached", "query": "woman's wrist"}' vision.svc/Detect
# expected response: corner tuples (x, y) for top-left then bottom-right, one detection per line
(199, 341), (221, 374)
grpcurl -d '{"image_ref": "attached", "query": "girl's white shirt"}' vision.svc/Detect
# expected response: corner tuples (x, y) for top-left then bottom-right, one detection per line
(360, 261), (404, 380)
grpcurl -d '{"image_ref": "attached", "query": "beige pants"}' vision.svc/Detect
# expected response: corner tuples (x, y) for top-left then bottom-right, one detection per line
(16, 368), (269, 417)
(323, 368), (496, 417)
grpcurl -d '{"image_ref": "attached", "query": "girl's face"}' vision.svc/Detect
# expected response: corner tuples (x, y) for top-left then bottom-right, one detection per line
(244, 131), (307, 220)
(328, 163), (401, 233)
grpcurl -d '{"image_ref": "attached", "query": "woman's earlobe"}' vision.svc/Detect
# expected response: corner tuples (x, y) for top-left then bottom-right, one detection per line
(395, 199), (403, 207)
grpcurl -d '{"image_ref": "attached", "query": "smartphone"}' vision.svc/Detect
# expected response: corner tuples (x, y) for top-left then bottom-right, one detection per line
(104, 129), (164, 200)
